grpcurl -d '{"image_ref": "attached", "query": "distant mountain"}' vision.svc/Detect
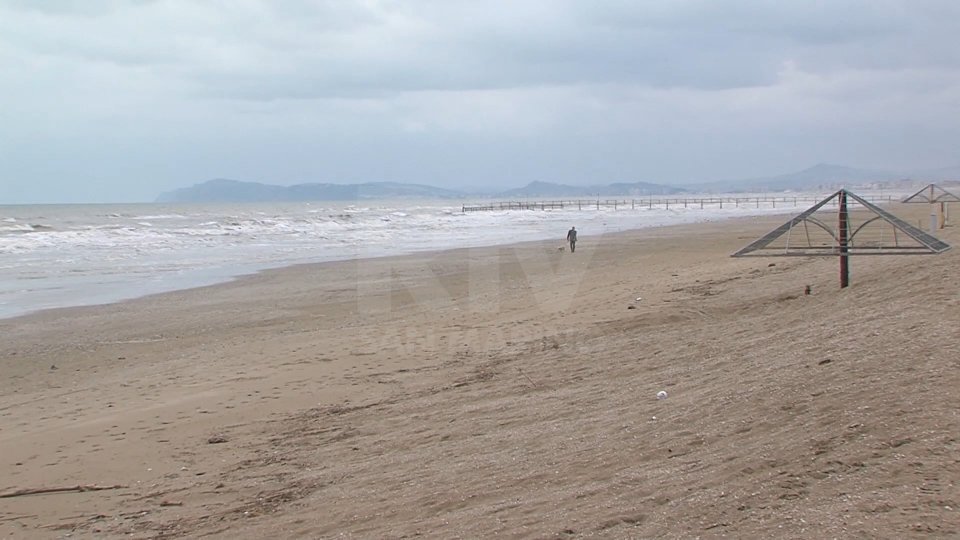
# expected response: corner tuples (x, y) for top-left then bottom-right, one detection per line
(688, 164), (902, 193)
(497, 180), (685, 198)
(157, 178), (686, 203)
(158, 164), (960, 203)
(156, 179), (465, 203)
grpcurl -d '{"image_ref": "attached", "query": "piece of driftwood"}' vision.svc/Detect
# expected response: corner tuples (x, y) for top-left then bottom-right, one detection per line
(0, 514), (37, 522)
(0, 485), (126, 499)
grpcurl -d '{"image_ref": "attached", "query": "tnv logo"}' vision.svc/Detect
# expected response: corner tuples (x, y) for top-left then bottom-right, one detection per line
(347, 237), (600, 317)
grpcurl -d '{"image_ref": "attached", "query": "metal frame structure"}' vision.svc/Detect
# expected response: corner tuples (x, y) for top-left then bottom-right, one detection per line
(902, 184), (960, 203)
(733, 189), (951, 288)
(902, 183), (959, 229)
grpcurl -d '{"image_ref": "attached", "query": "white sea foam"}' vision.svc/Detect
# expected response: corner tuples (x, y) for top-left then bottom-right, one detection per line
(0, 192), (906, 318)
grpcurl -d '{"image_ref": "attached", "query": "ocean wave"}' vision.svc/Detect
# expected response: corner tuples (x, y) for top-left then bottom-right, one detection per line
(0, 202), (807, 282)
(136, 214), (187, 220)
(0, 223), (55, 234)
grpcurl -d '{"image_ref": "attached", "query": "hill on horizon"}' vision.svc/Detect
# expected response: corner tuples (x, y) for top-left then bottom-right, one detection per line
(156, 163), (959, 202)
(155, 179), (466, 203)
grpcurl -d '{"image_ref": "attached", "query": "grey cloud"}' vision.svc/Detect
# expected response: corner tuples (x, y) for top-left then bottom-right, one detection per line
(1, 0), (960, 203)
(193, 1), (960, 98)
(3, 0), (958, 98)
(3, 0), (958, 101)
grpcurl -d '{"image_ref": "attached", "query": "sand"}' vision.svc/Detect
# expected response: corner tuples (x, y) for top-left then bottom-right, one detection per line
(1, 203), (958, 538)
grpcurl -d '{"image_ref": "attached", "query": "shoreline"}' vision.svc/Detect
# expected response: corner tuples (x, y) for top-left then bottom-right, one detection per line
(0, 210), (783, 322)
(1, 190), (910, 321)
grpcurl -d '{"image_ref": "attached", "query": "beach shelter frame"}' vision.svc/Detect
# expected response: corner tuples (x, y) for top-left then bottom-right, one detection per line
(902, 183), (960, 229)
(732, 189), (951, 288)
(902, 183), (960, 204)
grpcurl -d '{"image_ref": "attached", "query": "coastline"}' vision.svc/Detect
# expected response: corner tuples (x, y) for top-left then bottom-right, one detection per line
(2, 205), (958, 538)
(0, 198), (821, 321)
(2, 214), (736, 326)
(2, 202), (807, 324)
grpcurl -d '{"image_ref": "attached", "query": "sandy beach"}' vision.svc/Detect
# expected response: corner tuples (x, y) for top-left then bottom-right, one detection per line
(1, 203), (958, 538)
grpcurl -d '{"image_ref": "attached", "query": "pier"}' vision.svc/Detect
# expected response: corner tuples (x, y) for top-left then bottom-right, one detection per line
(461, 195), (896, 213)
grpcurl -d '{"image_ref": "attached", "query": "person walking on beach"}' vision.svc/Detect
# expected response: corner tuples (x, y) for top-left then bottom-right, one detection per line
(566, 226), (578, 253)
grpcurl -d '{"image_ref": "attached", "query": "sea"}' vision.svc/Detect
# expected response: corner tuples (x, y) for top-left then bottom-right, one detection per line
(0, 193), (895, 319)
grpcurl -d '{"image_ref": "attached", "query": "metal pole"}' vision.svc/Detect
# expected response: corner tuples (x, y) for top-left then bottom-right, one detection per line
(839, 190), (850, 288)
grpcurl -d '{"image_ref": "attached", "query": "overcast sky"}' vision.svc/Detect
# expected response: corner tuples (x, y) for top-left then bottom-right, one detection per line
(2, 0), (959, 203)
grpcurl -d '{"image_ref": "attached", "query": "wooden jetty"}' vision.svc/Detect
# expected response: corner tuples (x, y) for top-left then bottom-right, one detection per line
(461, 195), (896, 213)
